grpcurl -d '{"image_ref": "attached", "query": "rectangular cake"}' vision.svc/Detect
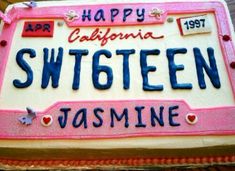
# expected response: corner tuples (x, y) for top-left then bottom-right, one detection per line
(0, 0), (234, 169)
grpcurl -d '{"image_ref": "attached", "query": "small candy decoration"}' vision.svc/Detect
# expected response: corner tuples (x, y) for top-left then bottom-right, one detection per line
(185, 113), (198, 125)
(149, 8), (164, 19)
(22, 1), (37, 8)
(57, 21), (64, 27)
(65, 10), (79, 22)
(222, 35), (231, 41)
(41, 115), (53, 127)
(0, 40), (7, 47)
(167, 17), (174, 23)
(230, 62), (235, 69)
(18, 107), (37, 125)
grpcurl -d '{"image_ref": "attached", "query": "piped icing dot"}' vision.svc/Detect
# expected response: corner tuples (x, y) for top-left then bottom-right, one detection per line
(230, 62), (235, 69)
(223, 35), (231, 41)
(0, 40), (7, 47)
(167, 17), (174, 23)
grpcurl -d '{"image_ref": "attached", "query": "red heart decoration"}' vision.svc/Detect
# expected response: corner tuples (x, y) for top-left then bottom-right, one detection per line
(187, 115), (196, 122)
(43, 117), (51, 124)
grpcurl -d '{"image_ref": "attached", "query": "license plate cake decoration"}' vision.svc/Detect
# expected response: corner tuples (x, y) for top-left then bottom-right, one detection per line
(0, 0), (234, 140)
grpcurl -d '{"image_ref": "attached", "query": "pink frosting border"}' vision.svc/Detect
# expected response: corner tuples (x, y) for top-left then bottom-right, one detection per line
(0, 1), (234, 139)
(0, 100), (235, 139)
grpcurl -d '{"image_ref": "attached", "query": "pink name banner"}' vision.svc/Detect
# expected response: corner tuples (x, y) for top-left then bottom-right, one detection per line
(0, 1), (235, 139)
(0, 100), (235, 139)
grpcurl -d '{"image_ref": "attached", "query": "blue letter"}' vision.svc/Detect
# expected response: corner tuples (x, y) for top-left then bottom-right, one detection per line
(136, 8), (145, 22)
(140, 49), (163, 91)
(73, 108), (87, 128)
(166, 48), (192, 89)
(135, 106), (146, 128)
(41, 47), (63, 89)
(169, 105), (180, 127)
(69, 49), (88, 90)
(94, 9), (105, 21)
(58, 108), (71, 129)
(116, 49), (135, 89)
(194, 47), (221, 89)
(110, 8), (119, 22)
(92, 50), (113, 89)
(93, 107), (104, 127)
(110, 108), (129, 128)
(151, 106), (164, 127)
(123, 8), (133, 22)
(13, 48), (36, 88)
(82, 9), (91, 21)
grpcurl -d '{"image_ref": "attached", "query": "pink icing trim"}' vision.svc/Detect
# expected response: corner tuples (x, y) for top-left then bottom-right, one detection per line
(0, 100), (235, 139)
(0, 1), (234, 139)
(0, 11), (11, 24)
(0, 155), (234, 167)
(0, 21), (17, 93)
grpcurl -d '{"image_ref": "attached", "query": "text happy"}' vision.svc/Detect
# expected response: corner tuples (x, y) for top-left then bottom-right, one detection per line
(76, 8), (145, 23)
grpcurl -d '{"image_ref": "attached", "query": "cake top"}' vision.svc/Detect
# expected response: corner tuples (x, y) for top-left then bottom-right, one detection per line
(0, 0), (234, 139)
(0, 0), (234, 110)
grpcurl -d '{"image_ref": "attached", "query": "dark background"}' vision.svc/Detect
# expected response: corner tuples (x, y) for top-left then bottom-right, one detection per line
(226, 0), (235, 29)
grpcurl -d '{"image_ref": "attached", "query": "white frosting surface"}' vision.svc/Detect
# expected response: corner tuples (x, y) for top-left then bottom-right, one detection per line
(0, 15), (234, 110)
